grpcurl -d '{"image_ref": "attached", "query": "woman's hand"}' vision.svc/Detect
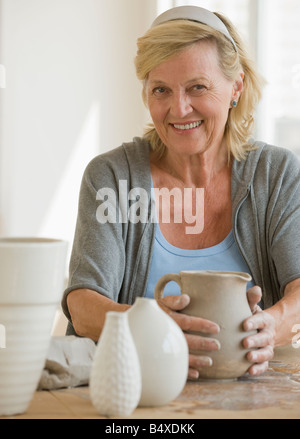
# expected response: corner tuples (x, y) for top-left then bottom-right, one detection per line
(243, 286), (275, 376)
(156, 294), (220, 380)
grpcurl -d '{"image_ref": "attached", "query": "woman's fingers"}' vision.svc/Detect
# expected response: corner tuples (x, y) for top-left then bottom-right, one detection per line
(157, 293), (190, 312)
(157, 295), (221, 378)
(158, 294), (220, 334)
(246, 344), (274, 376)
(185, 332), (220, 351)
(158, 293), (275, 379)
(188, 354), (213, 379)
(246, 286), (262, 313)
(243, 310), (276, 347)
(243, 308), (275, 376)
(247, 360), (270, 376)
(247, 344), (274, 364)
(177, 313), (220, 334)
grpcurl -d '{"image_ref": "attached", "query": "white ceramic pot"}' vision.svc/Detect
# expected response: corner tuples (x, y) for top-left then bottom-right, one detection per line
(0, 238), (67, 416)
(127, 297), (188, 407)
(90, 311), (141, 417)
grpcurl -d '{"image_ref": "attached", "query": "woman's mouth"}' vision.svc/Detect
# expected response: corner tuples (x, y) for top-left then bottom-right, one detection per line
(171, 121), (203, 131)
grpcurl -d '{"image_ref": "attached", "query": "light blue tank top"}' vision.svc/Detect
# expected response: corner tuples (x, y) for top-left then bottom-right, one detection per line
(145, 184), (253, 297)
(145, 227), (254, 298)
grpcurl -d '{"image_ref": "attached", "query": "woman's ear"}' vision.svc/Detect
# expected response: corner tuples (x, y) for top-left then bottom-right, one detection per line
(232, 71), (244, 103)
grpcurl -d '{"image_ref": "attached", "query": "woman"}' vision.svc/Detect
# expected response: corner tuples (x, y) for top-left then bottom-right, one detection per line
(62, 6), (300, 379)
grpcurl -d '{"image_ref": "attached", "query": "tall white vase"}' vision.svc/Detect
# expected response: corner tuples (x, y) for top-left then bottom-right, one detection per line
(127, 297), (188, 407)
(0, 238), (67, 417)
(89, 311), (141, 417)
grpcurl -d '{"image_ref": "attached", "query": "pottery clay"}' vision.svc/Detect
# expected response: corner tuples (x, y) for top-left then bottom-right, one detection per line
(154, 270), (256, 380)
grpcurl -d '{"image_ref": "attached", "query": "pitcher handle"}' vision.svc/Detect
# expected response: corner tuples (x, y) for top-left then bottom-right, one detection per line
(154, 273), (182, 300)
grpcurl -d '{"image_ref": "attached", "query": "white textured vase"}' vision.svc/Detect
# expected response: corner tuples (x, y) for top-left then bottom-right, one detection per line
(0, 238), (67, 417)
(0, 304), (58, 415)
(89, 311), (141, 417)
(127, 297), (188, 407)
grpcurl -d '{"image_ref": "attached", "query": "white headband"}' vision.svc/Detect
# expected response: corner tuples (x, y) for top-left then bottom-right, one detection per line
(151, 5), (237, 52)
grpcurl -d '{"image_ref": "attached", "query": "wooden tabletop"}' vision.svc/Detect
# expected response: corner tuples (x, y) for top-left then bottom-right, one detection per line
(2, 346), (300, 420)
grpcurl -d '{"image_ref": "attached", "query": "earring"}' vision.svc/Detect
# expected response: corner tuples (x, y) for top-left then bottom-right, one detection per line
(232, 100), (238, 108)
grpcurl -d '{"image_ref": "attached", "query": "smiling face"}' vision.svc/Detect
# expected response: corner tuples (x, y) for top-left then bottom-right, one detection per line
(146, 40), (240, 160)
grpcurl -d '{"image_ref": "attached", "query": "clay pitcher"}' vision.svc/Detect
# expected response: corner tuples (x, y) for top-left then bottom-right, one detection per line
(154, 270), (256, 380)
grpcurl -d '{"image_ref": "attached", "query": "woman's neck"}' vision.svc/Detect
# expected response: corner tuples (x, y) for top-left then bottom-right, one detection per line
(151, 140), (231, 188)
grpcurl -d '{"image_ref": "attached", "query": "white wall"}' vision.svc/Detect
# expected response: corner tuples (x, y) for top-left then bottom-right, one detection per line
(0, 0), (157, 253)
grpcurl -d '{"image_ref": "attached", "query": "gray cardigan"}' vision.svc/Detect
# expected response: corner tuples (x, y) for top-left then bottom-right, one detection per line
(62, 137), (300, 335)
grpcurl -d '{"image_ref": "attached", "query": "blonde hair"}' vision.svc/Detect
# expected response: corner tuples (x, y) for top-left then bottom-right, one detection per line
(135, 14), (265, 161)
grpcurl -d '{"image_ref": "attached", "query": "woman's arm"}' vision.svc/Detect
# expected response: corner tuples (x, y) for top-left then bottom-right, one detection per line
(67, 289), (221, 380)
(66, 289), (130, 341)
(265, 278), (300, 347)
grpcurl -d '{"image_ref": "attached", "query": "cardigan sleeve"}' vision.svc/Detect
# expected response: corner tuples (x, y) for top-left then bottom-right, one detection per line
(266, 149), (300, 294)
(232, 143), (300, 308)
(61, 153), (127, 324)
(61, 139), (155, 333)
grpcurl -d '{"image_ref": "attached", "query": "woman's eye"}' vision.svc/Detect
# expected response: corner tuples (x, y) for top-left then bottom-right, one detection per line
(190, 84), (205, 95)
(152, 87), (167, 96)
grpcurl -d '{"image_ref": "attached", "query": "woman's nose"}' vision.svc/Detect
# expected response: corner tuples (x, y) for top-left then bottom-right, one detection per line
(170, 91), (193, 118)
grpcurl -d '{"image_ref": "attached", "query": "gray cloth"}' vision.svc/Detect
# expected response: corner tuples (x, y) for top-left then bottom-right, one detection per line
(62, 137), (300, 335)
(38, 336), (96, 390)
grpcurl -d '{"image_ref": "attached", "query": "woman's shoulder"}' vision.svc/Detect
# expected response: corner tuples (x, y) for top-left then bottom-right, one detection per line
(88, 137), (149, 167)
(82, 137), (151, 187)
(251, 141), (300, 176)
(257, 141), (298, 161)
(238, 141), (299, 172)
(233, 141), (300, 189)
